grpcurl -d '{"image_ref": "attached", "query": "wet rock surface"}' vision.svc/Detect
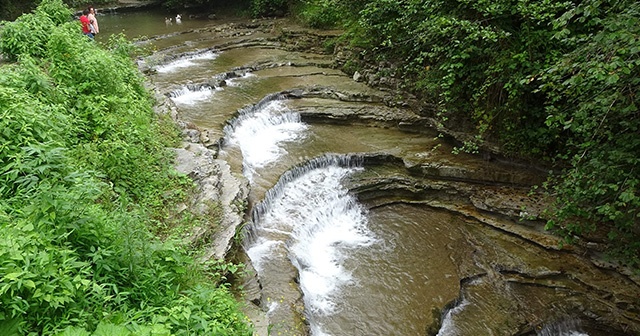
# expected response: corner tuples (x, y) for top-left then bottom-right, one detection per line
(347, 157), (640, 335)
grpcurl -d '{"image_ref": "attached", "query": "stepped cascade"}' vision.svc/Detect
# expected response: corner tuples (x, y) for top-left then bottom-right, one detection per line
(97, 9), (640, 336)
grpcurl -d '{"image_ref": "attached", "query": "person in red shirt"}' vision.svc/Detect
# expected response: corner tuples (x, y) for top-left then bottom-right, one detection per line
(80, 9), (94, 39)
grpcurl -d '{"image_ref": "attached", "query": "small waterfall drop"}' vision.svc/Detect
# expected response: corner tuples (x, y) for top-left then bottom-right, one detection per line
(225, 72), (256, 86)
(154, 50), (218, 73)
(536, 319), (589, 336)
(436, 299), (470, 336)
(436, 299), (590, 336)
(248, 154), (366, 231)
(168, 84), (217, 104)
(223, 94), (308, 183)
(246, 162), (376, 335)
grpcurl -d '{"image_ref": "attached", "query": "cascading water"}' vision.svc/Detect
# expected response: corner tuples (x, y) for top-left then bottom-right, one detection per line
(223, 92), (378, 334)
(169, 84), (218, 105)
(246, 163), (376, 335)
(436, 299), (470, 336)
(224, 72), (256, 87)
(223, 94), (308, 183)
(536, 319), (589, 336)
(153, 50), (218, 73)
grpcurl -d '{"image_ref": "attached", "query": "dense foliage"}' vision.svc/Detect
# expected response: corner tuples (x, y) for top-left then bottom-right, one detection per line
(541, 1), (640, 264)
(156, 0), (251, 13)
(245, 0), (640, 267)
(0, 0), (252, 334)
(0, 0), (112, 21)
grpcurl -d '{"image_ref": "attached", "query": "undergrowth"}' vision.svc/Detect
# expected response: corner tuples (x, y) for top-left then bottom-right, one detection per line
(0, 0), (252, 334)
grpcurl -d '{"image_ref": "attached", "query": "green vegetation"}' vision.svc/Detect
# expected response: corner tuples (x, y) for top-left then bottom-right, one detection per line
(244, 0), (640, 267)
(158, 0), (252, 13)
(0, 0), (112, 21)
(0, 0), (252, 334)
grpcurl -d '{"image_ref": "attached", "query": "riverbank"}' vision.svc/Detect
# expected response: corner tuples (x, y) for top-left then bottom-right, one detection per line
(0, 2), (253, 334)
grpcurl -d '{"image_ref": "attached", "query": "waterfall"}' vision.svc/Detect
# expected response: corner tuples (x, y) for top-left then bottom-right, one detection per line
(436, 301), (590, 336)
(536, 319), (589, 336)
(154, 49), (218, 73)
(222, 94), (307, 183)
(248, 153), (366, 236)
(168, 84), (216, 104)
(225, 93), (377, 335)
(436, 299), (470, 336)
(224, 72), (256, 87)
(245, 162), (376, 335)
(222, 92), (288, 139)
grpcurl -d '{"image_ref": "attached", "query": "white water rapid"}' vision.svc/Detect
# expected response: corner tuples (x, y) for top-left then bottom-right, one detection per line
(246, 164), (376, 335)
(224, 97), (308, 183)
(154, 50), (218, 73)
(227, 96), (377, 335)
(169, 85), (218, 105)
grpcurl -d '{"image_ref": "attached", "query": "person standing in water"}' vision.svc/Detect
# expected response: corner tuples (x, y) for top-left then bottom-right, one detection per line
(87, 6), (99, 35)
(80, 9), (94, 39)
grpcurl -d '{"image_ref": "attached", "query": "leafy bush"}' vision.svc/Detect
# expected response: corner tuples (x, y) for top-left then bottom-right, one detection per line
(251, 0), (288, 17)
(354, 0), (574, 155)
(0, 0), (112, 21)
(0, 0), (72, 61)
(0, 0), (253, 334)
(295, 0), (343, 28)
(541, 0), (640, 267)
(0, 12), (56, 61)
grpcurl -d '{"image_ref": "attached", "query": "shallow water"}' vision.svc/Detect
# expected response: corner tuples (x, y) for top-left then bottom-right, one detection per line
(96, 9), (211, 42)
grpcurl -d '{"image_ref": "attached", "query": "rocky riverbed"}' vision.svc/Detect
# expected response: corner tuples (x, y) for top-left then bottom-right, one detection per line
(137, 16), (640, 335)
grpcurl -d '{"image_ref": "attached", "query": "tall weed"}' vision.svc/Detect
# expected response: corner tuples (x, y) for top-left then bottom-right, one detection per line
(0, 0), (252, 334)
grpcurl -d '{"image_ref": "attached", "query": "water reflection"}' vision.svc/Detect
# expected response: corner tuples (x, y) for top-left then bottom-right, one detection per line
(95, 9), (209, 41)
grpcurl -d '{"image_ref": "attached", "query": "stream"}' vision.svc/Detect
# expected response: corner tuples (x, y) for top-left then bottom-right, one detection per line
(98, 7), (640, 336)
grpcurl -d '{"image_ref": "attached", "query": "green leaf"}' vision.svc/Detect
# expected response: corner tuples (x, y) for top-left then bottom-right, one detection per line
(93, 322), (132, 336)
(0, 316), (22, 336)
(3, 272), (22, 281)
(23, 280), (36, 289)
(55, 326), (91, 336)
(620, 190), (635, 203)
